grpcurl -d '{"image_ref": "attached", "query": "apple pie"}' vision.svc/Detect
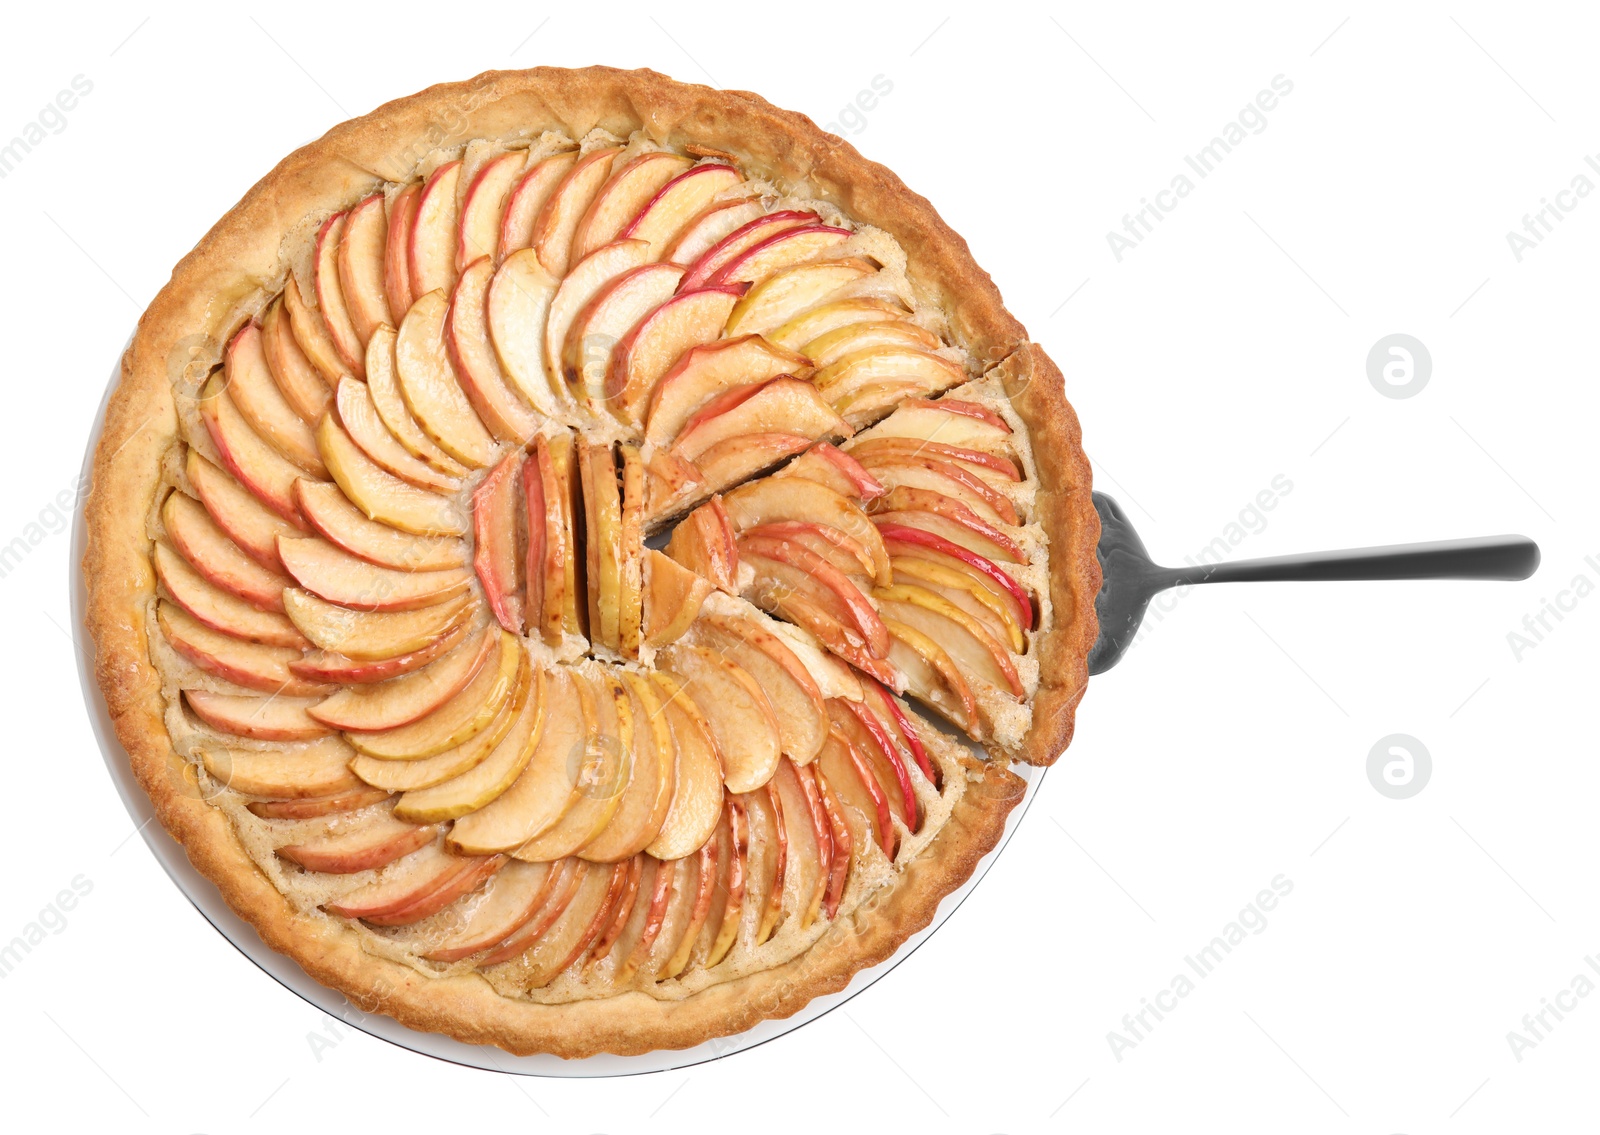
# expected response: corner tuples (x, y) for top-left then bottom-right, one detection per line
(84, 66), (1099, 1058)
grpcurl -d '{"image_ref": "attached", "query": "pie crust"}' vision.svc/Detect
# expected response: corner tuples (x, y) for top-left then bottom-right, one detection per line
(83, 66), (1099, 1057)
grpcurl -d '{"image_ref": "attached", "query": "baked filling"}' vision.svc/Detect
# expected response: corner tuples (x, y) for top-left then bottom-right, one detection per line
(88, 69), (1095, 1053)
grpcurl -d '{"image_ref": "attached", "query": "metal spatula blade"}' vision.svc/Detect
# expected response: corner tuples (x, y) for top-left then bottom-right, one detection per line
(1088, 491), (1541, 675)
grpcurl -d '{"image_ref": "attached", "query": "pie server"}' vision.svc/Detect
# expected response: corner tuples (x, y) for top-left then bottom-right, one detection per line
(1088, 491), (1541, 674)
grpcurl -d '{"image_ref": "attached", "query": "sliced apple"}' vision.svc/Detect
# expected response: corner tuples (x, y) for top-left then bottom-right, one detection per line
(663, 498), (739, 592)
(337, 193), (391, 346)
(322, 844), (463, 919)
(641, 549), (712, 647)
(860, 396), (1013, 455)
(575, 857), (642, 972)
(854, 452), (1018, 526)
(815, 724), (893, 858)
(199, 371), (312, 527)
(813, 765), (852, 918)
(383, 183), (421, 323)
(882, 616), (978, 736)
(874, 583), (1022, 697)
(738, 535), (888, 657)
(724, 258), (876, 338)
(709, 223), (851, 287)
(869, 486), (1024, 563)
(878, 523), (1033, 628)
(690, 434), (812, 496)
(542, 239), (652, 411)
(486, 249), (566, 418)
(661, 199), (763, 267)
(579, 439), (623, 652)
(689, 612), (827, 764)
(456, 150), (527, 271)
(313, 212), (365, 376)
(890, 555), (1024, 652)
(800, 319), (940, 367)
(294, 479), (466, 572)
(185, 451), (302, 572)
(283, 274), (348, 385)
(198, 736), (359, 798)
(363, 324), (469, 477)
(671, 377), (848, 463)
(345, 628), (519, 758)
(811, 346), (964, 410)
(155, 541), (304, 648)
(744, 784), (787, 943)
(162, 490), (289, 611)
(260, 296), (333, 424)
(511, 669), (630, 861)
(646, 672), (725, 859)
(307, 623), (493, 731)
(394, 290), (497, 468)
(448, 665), (583, 853)
(858, 677), (938, 787)
(767, 296), (911, 352)
(827, 698), (916, 830)
(361, 854), (507, 927)
(157, 601), (328, 696)
(580, 673), (675, 862)
(703, 801), (747, 967)
(282, 587), (471, 663)
(349, 675), (521, 793)
(721, 475), (890, 584)
(316, 415), (468, 537)
(224, 323), (325, 475)
(659, 643), (781, 793)
(642, 447), (704, 519)
(475, 857), (588, 967)
(522, 436), (554, 645)
(408, 160), (462, 300)
(774, 442), (883, 502)
(335, 374), (461, 493)
(395, 659), (545, 822)
(679, 209), (817, 292)
(472, 449), (525, 633)
(277, 535), (471, 612)
(771, 757), (829, 929)
(531, 146), (622, 278)
(622, 162), (743, 255)
(563, 262), (684, 416)
(607, 285), (743, 425)
(246, 786), (393, 820)
(614, 856), (676, 983)
(644, 335), (813, 447)
(424, 859), (557, 962)
(279, 814), (435, 874)
(847, 435), (1020, 483)
(572, 151), (694, 264)
(531, 432), (585, 644)
(291, 619), (470, 685)
(660, 837), (720, 979)
(184, 690), (330, 741)
(618, 445), (645, 660)
(498, 150), (578, 260)
(448, 257), (541, 443)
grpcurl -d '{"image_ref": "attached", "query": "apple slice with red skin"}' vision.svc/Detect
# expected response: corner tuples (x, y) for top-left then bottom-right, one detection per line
(200, 371), (313, 527)
(659, 642), (783, 794)
(542, 239), (652, 407)
(225, 322), (326, 475)
(738, 547), (887, 666)
(859, 677), (938, 786)
(875, 583), (1023, 697)
(771, 757), (830, 929)
(768, 296), (911, 352)
(157, 602), (330, 697)
(408, 160), (462, 300)
(891, 555), (1024, 652)
(616, 855), (681, 984)
(456, 150), (527, 271)
(282, 588), (471, 663)
(690, 433), (813, 492)
(320, 845), (452, 917)
(562, 261), (684, 416)
(579, 439), (623, 651)
(679, 209), (818, 291)
(394, 290), (497, 469)
(661, 199), (763, 266)
(622, 162), (743, 253)
(154, 542), (305, 647)
(542, 860), (632, 981)
(815, 725), (895, 859)
(618, 445), (646, 660)
(531, 146), (623, 278)
(185, 451), (302, 572)
(847, 436), (1020, 483)
(498, 151), (578, 260)
(335, 375), (461, 494)
(198, 736), (357, 798)
(781, 758), (834, 927)
(583, 857), (647, 971)
(383, 184), (421, 321)
(702, 802), (748, 968)
(746, 784), (788, 944)
(163, 491), (290, 611)
(362, 854), (507, 928)
(448, 258), (541, 443)
(573, 152), (694, 263)
(741, 520), (875, 579)
(363, 324), (469, 478)
(812, 765), (853, 918)
(184, 691), (330, 742)
(827, 697), (917, 831)
(424, 859), (555, 963)
(670, 376), (849, 463)
(337, 193), (391, 346)
(641, 549), (712, 648)
(290, 619), (469, 684)
(279, 815), (436, 874)
(812, 346), (965, 407)
(659, 838), (719, 980)
(521, 438), (557, 645)
(475, 857), (588, 967)
(530, 433), (586, 644)
(277, 536), (472, 612)
(260, 296), (333, 424)
(853, 452), (1019, 525)
(879, 524), (1033, 629)
(799, 319), (941, 367)
(607, 285), (744, 425)
(737, 535), (888, 658)
(246, 786), (393, 820)
(646, 672), (726, 859)
(721, 475), (890, 585)
(869, 486), (1025, 563)
(294, 480), (466, 572)
(317, 414), (470, 539)
(775, 442), (883, 502)
(282, 275), (347, 386)
(708, 223), (851, 286)
(307, 623), (493, 731)
(865, 396), (1014, 456)
(474, 449), (526, 634)
(663, 498), (739, 593)
(644, 334), (813, 447)
(882, 617), (980, 736)
(579, 675), (675, 863)
(834, 380), (928, 425)
(314, 212), (365, 376)
(724, 259), (879, 338)
(689, 612), (828, 764)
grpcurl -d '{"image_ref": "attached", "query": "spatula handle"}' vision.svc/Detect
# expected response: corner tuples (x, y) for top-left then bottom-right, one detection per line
(1171, 535), (1540, 586)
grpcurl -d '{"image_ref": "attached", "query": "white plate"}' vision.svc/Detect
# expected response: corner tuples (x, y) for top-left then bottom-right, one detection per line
(72, 350), (1043, 1076)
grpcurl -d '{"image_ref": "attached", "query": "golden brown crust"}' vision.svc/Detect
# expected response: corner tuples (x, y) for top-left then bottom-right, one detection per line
(82, 65), (1093, 1057)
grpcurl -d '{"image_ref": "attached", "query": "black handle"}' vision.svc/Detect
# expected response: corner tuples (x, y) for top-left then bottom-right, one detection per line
(1167, 535), (1540, 587)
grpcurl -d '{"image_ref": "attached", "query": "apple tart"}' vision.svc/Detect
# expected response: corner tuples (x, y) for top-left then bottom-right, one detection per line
(84, 67), (1098, 1057)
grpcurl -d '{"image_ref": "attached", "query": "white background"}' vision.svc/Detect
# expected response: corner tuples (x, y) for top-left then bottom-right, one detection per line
(2, 1), (1595, 1130)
